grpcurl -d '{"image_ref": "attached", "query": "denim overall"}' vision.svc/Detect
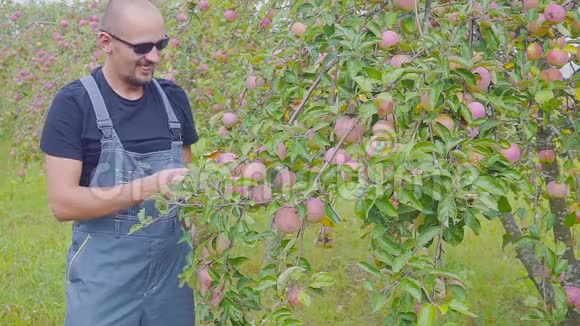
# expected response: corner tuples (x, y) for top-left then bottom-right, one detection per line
(64, 76), (194, 325)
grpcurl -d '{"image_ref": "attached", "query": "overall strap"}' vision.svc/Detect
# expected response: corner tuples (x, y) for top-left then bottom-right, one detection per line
(80, 75), (117, 140)
(152, 79), (182, 142)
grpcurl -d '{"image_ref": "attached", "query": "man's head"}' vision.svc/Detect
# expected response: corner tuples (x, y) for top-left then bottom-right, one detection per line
(98, 0), (167, 87)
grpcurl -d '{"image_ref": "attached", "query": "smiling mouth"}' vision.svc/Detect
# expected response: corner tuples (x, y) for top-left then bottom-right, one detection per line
(140, 65), (153, 73)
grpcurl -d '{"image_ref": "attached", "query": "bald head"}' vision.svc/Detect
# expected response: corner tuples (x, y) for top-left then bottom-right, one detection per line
(100, 0), (164, 36)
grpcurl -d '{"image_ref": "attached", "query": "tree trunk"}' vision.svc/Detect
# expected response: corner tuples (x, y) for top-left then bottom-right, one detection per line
(499, 213), (555, 307)
(536, 115), (579, 324)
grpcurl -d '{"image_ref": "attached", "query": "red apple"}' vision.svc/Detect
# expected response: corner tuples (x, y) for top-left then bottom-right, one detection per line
(544, 4), (566, 24)
(291, 22), (307, 37)
(390, 54), (411, 68)
(546, 49), (569, 67)
(547, 181), (568, 199)
(379, 30), (399, 49)
(541, 68), (563, 82)
(467, 67), (491, 92)
(526, 43), (544, 61)
(394, 0), (416, 12)
(538, 149), (555, 164)
(467, 101), (486, 119)
(523, 0), (538, 10)
(224, 10), (239, 22)
(500, 143), (521, 163)
(306, 198), (326, 223)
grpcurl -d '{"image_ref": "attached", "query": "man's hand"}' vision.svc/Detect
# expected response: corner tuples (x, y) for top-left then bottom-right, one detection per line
(151, 168), (190, 199)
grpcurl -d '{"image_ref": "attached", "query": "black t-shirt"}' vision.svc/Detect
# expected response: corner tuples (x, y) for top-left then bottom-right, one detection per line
(40, 66), (199, 187)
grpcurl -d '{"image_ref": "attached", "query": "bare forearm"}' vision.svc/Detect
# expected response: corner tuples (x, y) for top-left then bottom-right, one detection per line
(50, 175), (160, 221)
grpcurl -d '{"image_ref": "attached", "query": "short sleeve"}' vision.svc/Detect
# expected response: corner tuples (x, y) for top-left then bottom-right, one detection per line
(160, 81), (199, 146)
(40, 86), (84, 161)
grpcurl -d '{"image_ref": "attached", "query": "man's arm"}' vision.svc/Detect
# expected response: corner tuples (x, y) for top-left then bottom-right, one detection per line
(182, 144), (192, 165)
(46, 155), (189, 222)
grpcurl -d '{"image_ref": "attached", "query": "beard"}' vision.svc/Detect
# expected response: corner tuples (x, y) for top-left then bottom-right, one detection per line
(127, 61), (156, 86)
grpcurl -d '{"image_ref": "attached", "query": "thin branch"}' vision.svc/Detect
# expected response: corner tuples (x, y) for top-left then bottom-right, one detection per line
(289, 57), (339, 124)
(423, 0), (432, 34)
(414, 0), (424, 37)
(296, 214), (308, 265)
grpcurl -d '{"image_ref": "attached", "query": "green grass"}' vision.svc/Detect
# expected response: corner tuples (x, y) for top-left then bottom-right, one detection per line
(0, 140), (70, 325)
(0, 137), (543, 325)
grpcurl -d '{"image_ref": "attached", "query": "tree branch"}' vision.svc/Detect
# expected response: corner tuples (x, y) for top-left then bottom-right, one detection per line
(289, 57), (339, 124)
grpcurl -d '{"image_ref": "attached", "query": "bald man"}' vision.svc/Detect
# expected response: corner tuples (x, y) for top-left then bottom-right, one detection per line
(40, 0), (198, 325)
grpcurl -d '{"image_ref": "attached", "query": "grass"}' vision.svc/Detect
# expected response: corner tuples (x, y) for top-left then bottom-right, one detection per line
(0, 137), (544, 325)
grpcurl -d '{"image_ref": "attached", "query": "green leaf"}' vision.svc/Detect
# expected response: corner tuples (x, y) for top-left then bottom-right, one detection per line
(400, 277), (422, 302)
(564, 212), (577, 227)
(399, 188), (423, 210)
(374, 249), (394, 266)
(465, 210), (481, 235)
(514, 208), (527, 221)
(289, 140), (309, 162)
(474, 176), (507, 196)
(325, 203), (341, 225)
(416, 227), (441, 248)
(535, 90), (554, 103)
(412, 141), (437, 153)
(229, 256), (249, 266)
(256, 276), (277, 291)
(354, 76), (373, 93)
(309, 272), (334, 288)
(367, 21), (382, 37)
(454, 68), (476, 85)
(372, 291), (388, 313)
(392, 250), (412, 273)
(323, 23), (335, 37)
(375, 199), (398, 217)
(375, 236), (401, 256)
(438, 194), (457, 227)
(382, 68), (404, 84)
(347, 59), (362, 79)
(502, 233), (512, 249)
(448, 299), (478, 317)
(428, 80), (445, 111)
(270, 308), (293, 321)
(364, 67), (383, 80)
(417, 303), (437, 326)
(298, 291), (311, 306)
(498, 196), (512, 213)
(357, 261), (382, 278)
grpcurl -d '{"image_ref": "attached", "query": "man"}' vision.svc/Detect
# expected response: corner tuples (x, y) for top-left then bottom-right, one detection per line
(40, 0), (198, 325)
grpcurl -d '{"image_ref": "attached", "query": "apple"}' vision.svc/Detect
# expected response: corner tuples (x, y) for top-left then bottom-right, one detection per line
(500, 143), (521, 163)
(526, 43), (544, 61)
(379, 30), (399, 49)
(544, 4), (566, 24)
(538, 149), (555, 164)
(291, 22), (307, 37)
(547, 181), (568, 199)
(546, 49), (569, 67)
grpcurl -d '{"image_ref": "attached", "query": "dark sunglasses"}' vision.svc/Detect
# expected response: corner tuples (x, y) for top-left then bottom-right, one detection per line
(101, 30), (170, 55)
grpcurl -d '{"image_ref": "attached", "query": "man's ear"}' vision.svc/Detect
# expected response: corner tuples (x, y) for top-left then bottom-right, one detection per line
(97, 32), (113, 54)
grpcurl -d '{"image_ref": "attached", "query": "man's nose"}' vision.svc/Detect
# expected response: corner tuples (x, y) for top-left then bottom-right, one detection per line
(145, 47), (161, 64)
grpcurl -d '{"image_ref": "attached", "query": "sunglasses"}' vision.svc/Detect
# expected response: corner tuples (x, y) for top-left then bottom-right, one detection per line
(101, 30), (170, 55)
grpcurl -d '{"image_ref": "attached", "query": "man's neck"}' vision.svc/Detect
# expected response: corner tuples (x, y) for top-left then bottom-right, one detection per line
(102, 64), (144, 100)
